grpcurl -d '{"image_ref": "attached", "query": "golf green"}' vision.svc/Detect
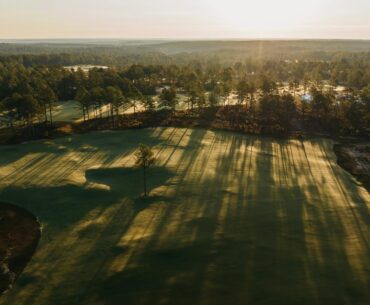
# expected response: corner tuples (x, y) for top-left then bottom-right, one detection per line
(0, 128), (369, 305)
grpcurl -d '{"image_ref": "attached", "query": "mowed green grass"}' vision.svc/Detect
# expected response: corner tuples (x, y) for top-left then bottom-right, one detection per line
(0, 128), (369, 305)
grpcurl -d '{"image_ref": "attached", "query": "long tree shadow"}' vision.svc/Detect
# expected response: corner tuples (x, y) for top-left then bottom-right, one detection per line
(84, 129), (210, 305)
(92, 134), (370, 305)
(86, 167), (172, 195)
(0, 165), (174, 305)
(0, 129), (369, 305)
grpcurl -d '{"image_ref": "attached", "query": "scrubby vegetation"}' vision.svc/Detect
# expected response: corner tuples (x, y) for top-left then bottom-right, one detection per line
(0, 203), (40, 295)
(334, 143), (370, 192)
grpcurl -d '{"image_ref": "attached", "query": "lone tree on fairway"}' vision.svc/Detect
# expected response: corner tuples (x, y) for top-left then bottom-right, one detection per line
(135, 144), (156, 197)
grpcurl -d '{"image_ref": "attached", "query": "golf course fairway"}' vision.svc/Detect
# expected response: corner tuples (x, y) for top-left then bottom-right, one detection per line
(0, 128), (368, 305)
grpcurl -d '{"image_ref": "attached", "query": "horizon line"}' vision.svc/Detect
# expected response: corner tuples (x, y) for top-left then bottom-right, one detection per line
(1, 37), (370, 42)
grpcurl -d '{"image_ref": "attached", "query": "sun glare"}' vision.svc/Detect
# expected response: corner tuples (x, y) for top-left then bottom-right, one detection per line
(203, 0), (326, 37)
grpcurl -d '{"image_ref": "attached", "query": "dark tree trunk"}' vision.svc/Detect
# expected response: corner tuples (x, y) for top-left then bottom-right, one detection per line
(49, 103), (53, 127)
(9, 119), (15, 137)
(43, 103), (48, 123)
(110, 104), (115, 127)
(143, 166), (147, 197)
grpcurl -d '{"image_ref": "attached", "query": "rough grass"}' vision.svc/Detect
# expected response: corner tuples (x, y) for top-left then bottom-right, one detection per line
(0, 128), (369, 305)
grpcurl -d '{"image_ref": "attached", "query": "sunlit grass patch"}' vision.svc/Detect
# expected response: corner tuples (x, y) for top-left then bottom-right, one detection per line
(0, 128), (368, 305)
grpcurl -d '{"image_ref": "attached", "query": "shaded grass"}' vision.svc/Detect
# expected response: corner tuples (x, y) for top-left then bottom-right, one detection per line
(0, 128), (368, 305)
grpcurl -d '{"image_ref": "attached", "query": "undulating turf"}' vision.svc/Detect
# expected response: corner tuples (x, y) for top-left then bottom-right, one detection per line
(0, 128), (368, 305)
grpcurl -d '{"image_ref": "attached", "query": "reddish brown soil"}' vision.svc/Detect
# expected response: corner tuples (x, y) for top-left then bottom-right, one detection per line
(0, 203), (40, 295)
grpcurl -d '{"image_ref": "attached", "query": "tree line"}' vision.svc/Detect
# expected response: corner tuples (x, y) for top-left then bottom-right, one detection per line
(0, 58), (369, 138)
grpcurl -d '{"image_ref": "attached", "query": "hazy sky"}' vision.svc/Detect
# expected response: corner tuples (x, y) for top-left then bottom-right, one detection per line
(0, 0), (369, 39)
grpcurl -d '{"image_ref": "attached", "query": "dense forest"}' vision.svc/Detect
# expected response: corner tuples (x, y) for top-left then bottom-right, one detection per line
(1, 40), (370, 66)
(0, 40), (369, 140)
